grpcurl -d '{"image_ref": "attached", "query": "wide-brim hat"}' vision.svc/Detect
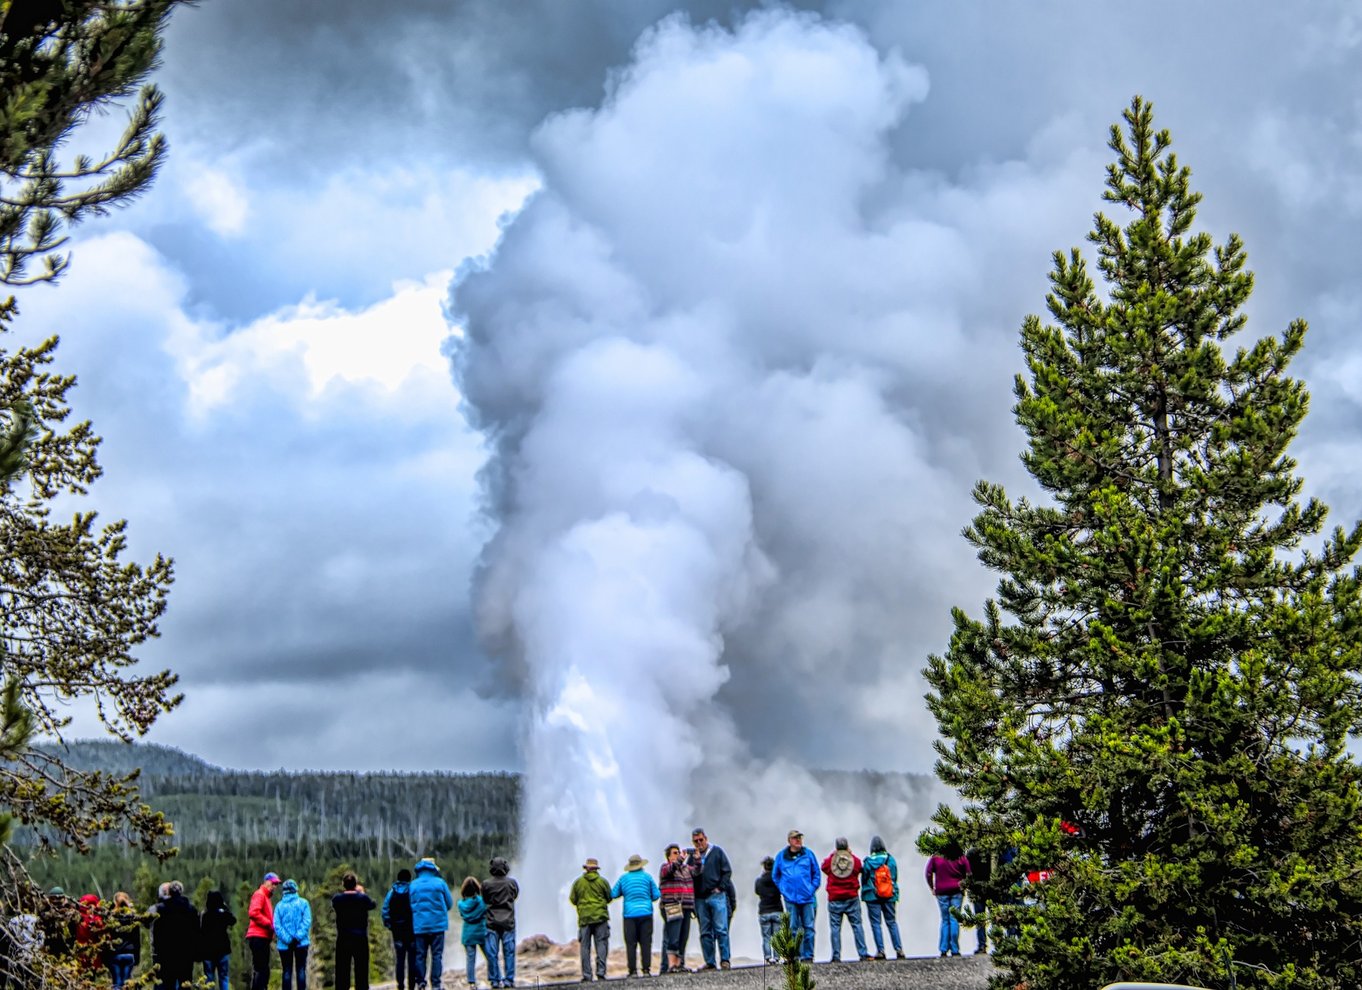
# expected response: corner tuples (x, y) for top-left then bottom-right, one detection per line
(625, 854), (648, 871)
(583, 858), (600, 871)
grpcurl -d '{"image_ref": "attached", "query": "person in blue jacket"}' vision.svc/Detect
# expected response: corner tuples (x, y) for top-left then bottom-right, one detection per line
(274, 880), (313, 990)
(860, 836), (904, 960)
(410, 858), (455, 990)
(611, 854), (661, 977)
(771, 830), (819, 961)
(457, 877), (493, 989)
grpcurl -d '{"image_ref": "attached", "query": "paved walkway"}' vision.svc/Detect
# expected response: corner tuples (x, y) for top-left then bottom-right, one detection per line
(462, 955), (994, 990)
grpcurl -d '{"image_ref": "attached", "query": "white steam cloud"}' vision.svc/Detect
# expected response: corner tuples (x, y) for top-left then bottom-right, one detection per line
(450, 9), (1103, 955)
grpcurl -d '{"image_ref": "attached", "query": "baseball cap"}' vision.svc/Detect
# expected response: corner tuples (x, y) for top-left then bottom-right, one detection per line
(787, 829), (803, 841)
(264, 872), (281, 883)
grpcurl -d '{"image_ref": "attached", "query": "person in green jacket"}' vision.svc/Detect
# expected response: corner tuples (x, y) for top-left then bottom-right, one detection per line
(569, 858), (614, 982)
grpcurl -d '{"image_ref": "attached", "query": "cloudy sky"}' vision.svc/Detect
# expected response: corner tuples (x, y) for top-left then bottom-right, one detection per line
(18, 0), (1362, 778)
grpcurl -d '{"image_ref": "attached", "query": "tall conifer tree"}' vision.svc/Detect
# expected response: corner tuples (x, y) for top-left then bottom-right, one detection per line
(923, 97), (1362, 990)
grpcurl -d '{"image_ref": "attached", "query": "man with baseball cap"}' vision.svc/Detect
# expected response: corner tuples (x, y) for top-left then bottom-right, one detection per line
(569, 858), (614, 981)
(772, 830), (819, 961)
(247, 872), (282, 990)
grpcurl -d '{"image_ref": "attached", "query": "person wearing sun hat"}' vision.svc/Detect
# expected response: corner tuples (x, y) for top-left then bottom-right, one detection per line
(569, 857), (614, 982)
(247, 872), (283, 990)
(611, 855), (661, 977)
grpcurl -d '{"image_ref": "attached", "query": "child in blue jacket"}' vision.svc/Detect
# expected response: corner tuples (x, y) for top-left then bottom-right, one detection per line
(458, 877), (493, 988)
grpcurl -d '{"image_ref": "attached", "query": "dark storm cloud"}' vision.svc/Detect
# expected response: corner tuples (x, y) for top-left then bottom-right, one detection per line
(158, 0), (814, 171)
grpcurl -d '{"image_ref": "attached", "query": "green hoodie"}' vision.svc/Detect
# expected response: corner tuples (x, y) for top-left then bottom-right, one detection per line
(569, 871), (613, 925)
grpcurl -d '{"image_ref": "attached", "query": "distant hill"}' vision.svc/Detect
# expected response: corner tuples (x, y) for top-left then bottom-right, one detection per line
(18, 740), (521, 853)
(34, 739), (222, 778)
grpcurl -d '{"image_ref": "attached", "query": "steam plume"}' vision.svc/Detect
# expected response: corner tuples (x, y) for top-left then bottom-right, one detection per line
(450, 8), (1095, 953)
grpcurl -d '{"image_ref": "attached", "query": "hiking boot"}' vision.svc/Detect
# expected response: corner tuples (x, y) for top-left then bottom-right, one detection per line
(895, 952), (906, 960)
(719, 962), (730, 971)
(700, 964), (717, 971)
(974, 947), (988, 955)
(859, 955), (873, 962)
(873, 953), (886, 960)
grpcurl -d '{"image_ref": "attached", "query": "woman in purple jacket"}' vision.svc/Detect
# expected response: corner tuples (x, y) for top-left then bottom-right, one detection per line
(924, 840), (971, 957)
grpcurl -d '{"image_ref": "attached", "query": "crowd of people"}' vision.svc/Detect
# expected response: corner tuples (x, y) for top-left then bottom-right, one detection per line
(562, 827), (986, 983)
(8, 832), (990, 990)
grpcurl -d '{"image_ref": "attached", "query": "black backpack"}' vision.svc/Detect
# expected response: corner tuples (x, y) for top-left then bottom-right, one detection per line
(388, 888), (413, 933)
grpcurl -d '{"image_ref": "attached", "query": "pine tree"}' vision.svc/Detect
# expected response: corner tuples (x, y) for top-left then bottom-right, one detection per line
(0, 0), (193, 286)
(770, 913), (815, 990)
(0, 0), (189, 867)
(922, 97), (1362, 990)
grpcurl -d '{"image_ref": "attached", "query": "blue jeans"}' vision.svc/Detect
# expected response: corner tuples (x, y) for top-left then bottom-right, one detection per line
(784, 900), (816, 961)
(111, 953), (137, 988)
(694, 893), (730, 966)
(280, 946), (309, 990)
(486, 928), (515, 986)
(937, 893), (963, 954)
(465, 942), (492, 985)
(758, 913), (782, 962)
(864, 899), (902, 955)
(204, 955), (230, 990)
(392, 936), (417, 990)
(827, 899), (867, 960)
(414, 932), (445, 990)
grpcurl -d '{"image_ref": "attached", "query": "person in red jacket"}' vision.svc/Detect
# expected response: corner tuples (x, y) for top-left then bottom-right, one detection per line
(75, 894), (104, 973)
(821, 838), (869, 962)
(247, 872), (282, 990)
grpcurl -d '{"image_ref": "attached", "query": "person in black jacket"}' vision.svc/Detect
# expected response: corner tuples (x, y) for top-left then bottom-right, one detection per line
(964, 848), (992, 955)
(481, 857), (519, 989)
(381, 869), (416, 990)
(103, 892), (142, 989)
(754, 858), (783, 964)
(690, 828), (732, 970)
(333, 873), (377, 990)
(152, 881), (200, 990)
(200, 890), (237, 990)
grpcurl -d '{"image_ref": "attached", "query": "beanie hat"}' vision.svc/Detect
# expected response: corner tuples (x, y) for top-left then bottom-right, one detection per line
(282, 879), (298, 894)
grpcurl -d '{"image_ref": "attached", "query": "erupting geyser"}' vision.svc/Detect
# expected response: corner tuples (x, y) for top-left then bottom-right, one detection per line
(449, 10), (983, 952)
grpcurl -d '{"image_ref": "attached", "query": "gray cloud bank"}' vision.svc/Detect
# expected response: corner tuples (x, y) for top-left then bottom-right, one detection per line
(14, 1), (1362, 780)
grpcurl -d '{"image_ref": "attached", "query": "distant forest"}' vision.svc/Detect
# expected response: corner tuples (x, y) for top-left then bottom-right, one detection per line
(13, 742), (520, 990)
(18, 741), (519, 906)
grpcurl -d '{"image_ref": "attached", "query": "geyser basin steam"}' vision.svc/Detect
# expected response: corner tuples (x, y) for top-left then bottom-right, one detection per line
(449, 9), (1063, 952)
